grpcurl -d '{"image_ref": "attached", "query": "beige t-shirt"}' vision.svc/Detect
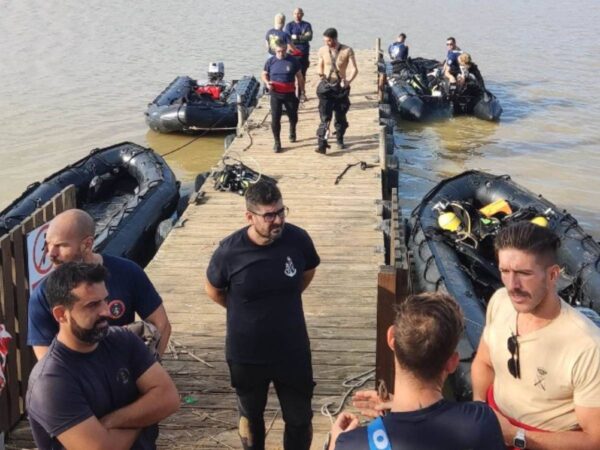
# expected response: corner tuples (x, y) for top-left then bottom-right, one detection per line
(318, 44), (355, 81)
(483, 287), (600, 431)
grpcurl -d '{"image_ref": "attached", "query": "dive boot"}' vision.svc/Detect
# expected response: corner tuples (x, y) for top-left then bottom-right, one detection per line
(273, 139), (282, 153)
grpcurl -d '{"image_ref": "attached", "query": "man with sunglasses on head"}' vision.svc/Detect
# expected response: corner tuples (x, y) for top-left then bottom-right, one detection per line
(471, 222), (600, 449)
(205, 180), (320, 450)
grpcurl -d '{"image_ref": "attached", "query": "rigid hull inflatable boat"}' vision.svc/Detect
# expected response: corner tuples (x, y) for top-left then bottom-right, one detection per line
(408, 170), (600, 400)
(383, 58), (502, 122)
(0, 142), (179, 267)
(146, 63), (260, 134)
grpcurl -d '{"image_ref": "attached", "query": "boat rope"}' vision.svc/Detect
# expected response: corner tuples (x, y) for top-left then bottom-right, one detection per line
(320, 368), (375, 423)
(334, 161), (377, 185)
(160, 101), (251, 158)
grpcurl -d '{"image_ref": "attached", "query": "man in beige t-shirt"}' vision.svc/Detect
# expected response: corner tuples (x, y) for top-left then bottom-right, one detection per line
(315, 27), (358, 153)
(472, 222), (600, 449)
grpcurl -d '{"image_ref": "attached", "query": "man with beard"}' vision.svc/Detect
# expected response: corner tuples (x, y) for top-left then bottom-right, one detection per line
(471, 222), (600, 449)
(315, 28), (358, 153)
(26, 262), (179, 450)
(205, 180), (320, 450)
(27, 209), (171, 359)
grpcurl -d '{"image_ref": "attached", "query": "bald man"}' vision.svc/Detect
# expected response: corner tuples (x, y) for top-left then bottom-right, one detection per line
(27, 209), (171, 360)
(284, 7), (313, 78)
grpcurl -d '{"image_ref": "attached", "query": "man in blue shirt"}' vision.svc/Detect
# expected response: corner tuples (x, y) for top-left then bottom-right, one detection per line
(262, 41), (305, 152)
(265, 13), (296, 56)
(328, 292), (505, 450)
(26, 262), (179, 450)
(27, 209), (171, 360)
(443, 36), (463, 84)
(388, 33), (409, 61)
(284, 8), (313, 79)
(205, 180), (320, 450)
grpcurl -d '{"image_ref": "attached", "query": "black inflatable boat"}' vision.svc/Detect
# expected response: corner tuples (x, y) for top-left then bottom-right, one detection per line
(384, 58), (452, 121)
(382, 58), (502, 122)
(408, 170), (600, 400)
(146, 65), (260, 134)
(0, 142), (179, 267)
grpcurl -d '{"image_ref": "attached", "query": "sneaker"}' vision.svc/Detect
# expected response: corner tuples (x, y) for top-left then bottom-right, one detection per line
(273, 141), (282, 153)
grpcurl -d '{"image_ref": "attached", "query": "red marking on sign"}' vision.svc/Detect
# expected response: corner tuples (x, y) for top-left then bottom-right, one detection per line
(33, 223), (52, 275)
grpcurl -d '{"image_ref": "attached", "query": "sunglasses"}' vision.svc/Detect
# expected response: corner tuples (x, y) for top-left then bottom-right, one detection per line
(248, 206), (289, 223)
(507, 333), (521, 379)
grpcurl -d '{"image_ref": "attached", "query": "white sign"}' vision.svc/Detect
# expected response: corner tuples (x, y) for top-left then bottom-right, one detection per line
(26, 223), (54, 291)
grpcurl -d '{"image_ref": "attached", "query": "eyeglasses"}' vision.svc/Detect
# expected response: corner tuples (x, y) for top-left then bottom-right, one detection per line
(248, 206), (289, 223)
(507, 333), (521, 379)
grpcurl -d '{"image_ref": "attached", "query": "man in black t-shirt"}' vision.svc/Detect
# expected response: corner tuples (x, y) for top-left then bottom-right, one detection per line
(327, 292), (505, 450)
(205, 180), (320, 450)
(26, 262), (179, 450)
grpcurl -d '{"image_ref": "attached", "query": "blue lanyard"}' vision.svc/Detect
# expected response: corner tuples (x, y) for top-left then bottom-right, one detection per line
(367, 417), (392, 450)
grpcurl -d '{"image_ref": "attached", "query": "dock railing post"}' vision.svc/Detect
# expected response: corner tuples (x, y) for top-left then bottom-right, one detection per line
(236, 94), (245, 137)
(375, 38), (381, 65)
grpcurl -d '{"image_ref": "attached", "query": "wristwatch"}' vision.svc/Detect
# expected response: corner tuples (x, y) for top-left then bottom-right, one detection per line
(513, 428), (526, 449)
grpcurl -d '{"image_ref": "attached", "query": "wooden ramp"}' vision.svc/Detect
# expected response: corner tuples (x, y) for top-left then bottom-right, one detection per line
(149, 49), (384, 449)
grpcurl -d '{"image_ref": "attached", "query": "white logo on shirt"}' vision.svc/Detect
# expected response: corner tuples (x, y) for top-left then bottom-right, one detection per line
(284, 257), (297, 277)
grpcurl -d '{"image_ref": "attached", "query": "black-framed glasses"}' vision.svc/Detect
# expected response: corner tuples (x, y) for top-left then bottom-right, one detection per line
(248, 206), (289, 223)
(507, 333), (521, 379)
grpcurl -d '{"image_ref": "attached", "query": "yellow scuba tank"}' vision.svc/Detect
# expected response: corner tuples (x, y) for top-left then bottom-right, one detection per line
(479, 199), (512, 218)
(531, 216), (549, 227)
(438, 211), (462, 232)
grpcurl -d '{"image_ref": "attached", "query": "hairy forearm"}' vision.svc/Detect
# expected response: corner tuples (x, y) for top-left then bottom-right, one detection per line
(62, 427), (140, 450)
(101, 386), (179, 429)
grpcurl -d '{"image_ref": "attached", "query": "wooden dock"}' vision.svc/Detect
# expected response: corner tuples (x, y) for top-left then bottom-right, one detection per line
(148, 48), (385, 449)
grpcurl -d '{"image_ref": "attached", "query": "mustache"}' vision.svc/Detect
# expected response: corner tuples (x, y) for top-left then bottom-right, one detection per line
(509, 289), (530, 298)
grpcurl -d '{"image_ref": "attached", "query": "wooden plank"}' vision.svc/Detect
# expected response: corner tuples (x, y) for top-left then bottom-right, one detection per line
(376, 265), (396, 396)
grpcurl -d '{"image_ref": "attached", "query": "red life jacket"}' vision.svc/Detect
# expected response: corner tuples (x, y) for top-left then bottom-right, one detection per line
(270, 81), (296, 94)
(195, 85), (222, 100)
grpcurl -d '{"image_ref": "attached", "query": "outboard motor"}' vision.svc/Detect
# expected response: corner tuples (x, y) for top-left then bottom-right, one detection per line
(208, 62), (225, 83)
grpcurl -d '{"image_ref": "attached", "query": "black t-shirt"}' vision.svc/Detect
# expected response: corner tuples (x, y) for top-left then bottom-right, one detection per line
(206, 223), (320, 364)
(334, 400), (505, 450)
(26, 327), (158, 450)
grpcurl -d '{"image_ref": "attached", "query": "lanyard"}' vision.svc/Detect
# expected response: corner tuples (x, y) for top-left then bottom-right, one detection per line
(367, 417), (392, 450)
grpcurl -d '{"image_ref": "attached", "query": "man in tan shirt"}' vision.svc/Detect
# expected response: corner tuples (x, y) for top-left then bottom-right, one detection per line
(471, 222), (600, 449)
(315, 28), (358, 153)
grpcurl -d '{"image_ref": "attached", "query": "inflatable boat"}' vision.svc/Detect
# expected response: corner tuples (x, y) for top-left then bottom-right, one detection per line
(385, 58), (452, 121)
(383, 58), (502, 122)
(408, 170), (600, 400)
(0, 142), (179, 267)
(146, 62), (260, 134)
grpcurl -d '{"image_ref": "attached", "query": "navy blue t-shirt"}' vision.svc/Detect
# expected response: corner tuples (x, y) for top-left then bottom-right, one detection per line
(446, 49), (463, 75)
(27, 327), (158, 450)
(284, 20), (313, 55)
(388, 42), (409, 61)
(265, 28), (291, 55)
(206, 223), (320, 364)
(334, 400), (505, 450)
(264, 55), (301, 83)
(27, 254), (163, 346)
